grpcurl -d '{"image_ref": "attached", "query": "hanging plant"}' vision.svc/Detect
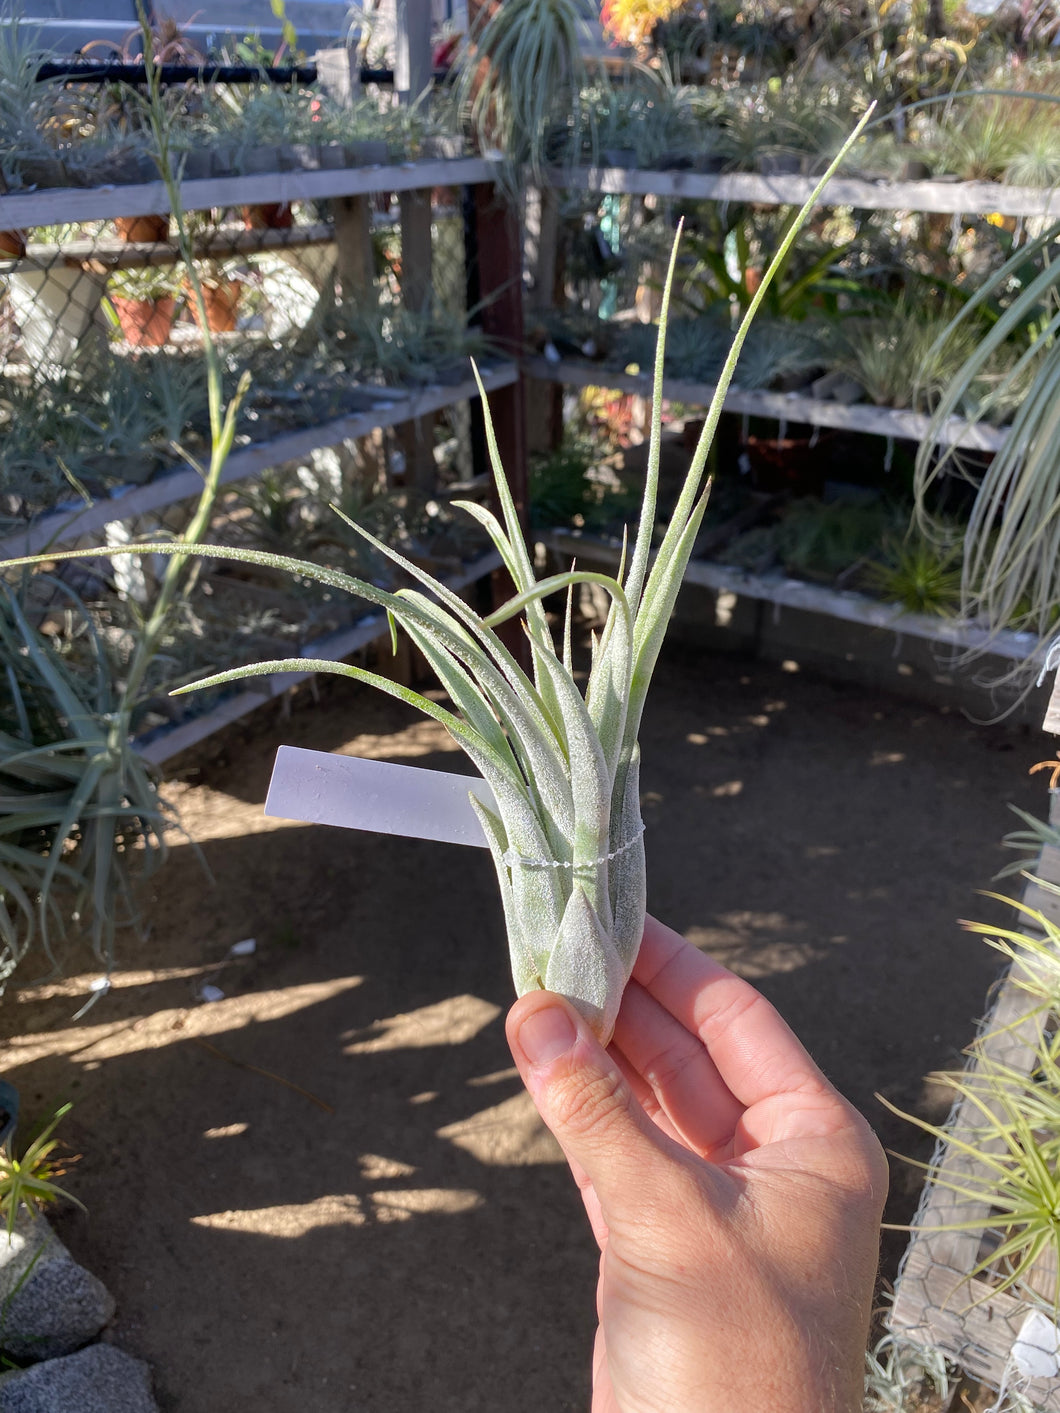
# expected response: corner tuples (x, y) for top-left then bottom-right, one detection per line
(454, 0), (595, 183)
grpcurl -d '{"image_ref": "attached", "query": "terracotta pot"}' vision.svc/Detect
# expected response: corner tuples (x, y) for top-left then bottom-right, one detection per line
(743, 433), (830, 497)
(242, 203), (294, 230)
(112, 294), (175, 348)
(115, 214), (169, 243)
(186, 280), (241, 333)
(0, 229), (26, 258)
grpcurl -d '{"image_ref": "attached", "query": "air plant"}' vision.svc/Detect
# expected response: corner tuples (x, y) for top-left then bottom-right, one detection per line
(0, 1101), (82, 1237)
(880, 1037), (1060, 1311)
(882, 895), (1060, 1314)
(454, 0), (595, 185)
(1, 117), (874, 1036)
(839, 301), (982, 412)
(863, 1320), (954, 1413)
(863, 533), (964, 617)
(997, 811), (1060, 880)
(913, 218), (1060, 646)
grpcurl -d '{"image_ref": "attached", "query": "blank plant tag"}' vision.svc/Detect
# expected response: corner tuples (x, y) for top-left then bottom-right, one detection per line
(1012, 1309), (1060, 1381)
(265, 745), (496, 848)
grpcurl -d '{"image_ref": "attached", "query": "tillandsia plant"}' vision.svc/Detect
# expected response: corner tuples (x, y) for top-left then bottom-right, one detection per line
(0, 1101), (82, 1238)
(1, 115), (872, 1038)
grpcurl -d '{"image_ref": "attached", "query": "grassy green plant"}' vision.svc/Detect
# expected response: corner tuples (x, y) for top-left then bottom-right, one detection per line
(864, 534), (963, 617)
(961, 896), (1060, 1008)
(528, 437), (636, 533)
(881, 1043), (1060, 1309)
(883, 893), (1060, 1314)
(0, 1102), (82, 1237)
(1, 116), (874, 1036)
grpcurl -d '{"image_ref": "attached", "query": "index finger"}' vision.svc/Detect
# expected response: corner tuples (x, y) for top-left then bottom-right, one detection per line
(632, 914), (832, 1109)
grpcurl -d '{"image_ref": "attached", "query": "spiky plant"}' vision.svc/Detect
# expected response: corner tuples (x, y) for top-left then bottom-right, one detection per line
(913, 219), (1060, 647)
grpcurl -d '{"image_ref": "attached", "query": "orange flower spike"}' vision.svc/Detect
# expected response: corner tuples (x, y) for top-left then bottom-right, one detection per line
(1029, 754), (1060, 790)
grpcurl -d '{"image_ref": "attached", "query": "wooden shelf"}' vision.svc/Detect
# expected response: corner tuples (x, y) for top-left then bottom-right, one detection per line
(135, 546), (503, 765)
(552, 166), (1060, 218)
(0, 362), (520, 559)
(526, 356), (1009, 455)
(541, 528), (1039, 663)
(0, 222), (337, 272)
(0, 157), (498, 228)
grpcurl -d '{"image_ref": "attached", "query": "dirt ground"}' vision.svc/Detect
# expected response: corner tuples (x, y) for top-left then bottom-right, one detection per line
(0, 635), (1050, 1412)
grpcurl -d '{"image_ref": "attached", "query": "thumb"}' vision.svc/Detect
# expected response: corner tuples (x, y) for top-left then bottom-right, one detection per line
(507, 989), (670, 1210)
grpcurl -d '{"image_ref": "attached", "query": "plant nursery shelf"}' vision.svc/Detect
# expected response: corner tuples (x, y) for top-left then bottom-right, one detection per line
(135, 546), (503, 766)
(0, 223), (337, 272)
(541, 528), (1039, 664)
(0, 362), (520, 559)
(0, 157), (497, 229)
(553, 167), (1060, 219)
(526, 357), (1008, 455)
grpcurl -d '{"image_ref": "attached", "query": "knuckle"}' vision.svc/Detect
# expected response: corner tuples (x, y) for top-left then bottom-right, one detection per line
(552, 1061), (630, 1141)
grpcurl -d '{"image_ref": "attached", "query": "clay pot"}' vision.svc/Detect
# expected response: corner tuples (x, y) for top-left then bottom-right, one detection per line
(743, 432), (830, 497)
(112, 294), (175, 348)
(115, 214), (169, 243)
(186, 280), (241, 333)
(0, 229), (26, 258)
(242, 203), (294, 230)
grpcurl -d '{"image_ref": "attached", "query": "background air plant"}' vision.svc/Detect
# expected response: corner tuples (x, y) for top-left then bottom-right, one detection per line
(914, 218), (1060, 647)
(2, 117), (874, 1037)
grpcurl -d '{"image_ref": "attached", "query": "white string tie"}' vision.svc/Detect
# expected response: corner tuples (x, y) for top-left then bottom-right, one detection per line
(503, 823), (645, 871)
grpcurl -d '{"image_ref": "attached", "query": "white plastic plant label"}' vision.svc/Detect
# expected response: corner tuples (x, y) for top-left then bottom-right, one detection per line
(1011, 1309), (1060, 1381)
(265, 745), (496, 848)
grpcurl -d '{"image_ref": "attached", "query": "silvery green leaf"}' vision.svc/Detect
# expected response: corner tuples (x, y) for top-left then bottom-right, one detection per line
(608, 746), (645, 979)
(470, 795), (543, 993)
(545, 883), (625, 1043)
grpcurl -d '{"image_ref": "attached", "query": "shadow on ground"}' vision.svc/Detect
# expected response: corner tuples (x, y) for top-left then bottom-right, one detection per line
(1, 641), (1045, 1412)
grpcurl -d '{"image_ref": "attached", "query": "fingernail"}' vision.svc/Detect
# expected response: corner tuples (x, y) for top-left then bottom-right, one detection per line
(518, 1004), (577, 1067)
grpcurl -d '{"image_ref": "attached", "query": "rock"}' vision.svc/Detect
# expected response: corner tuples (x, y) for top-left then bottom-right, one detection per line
(0, 1210), (115, 1360)
(0, 1343), (159, 1413)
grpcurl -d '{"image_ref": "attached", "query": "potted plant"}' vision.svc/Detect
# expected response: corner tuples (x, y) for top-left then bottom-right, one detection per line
(243, 201), (294, 231)
(0, 226), (26, 258)
(186, 260), (244, 334)
(107, 265), (179, 348)
(114, 214), (170, 243)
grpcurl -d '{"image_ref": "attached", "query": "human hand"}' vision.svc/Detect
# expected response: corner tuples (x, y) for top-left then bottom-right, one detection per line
(506, 915), (887, 1413)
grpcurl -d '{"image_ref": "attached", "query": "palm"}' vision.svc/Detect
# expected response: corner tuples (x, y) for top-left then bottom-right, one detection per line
(556, 915), (886, 1413)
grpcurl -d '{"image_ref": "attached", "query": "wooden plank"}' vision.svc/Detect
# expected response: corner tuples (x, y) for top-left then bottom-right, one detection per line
(527, 356), (1010, 455)
(0, 223), (336, 273)
(332, 197), (374, 297)
(136, 547), (502, 764)
(552, 166), (1060, 219)
(0, 362), (519, 559)
(395, 186), (435, 491)
(541, 529), (1041, 664)
(0, 159), (499, 228)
